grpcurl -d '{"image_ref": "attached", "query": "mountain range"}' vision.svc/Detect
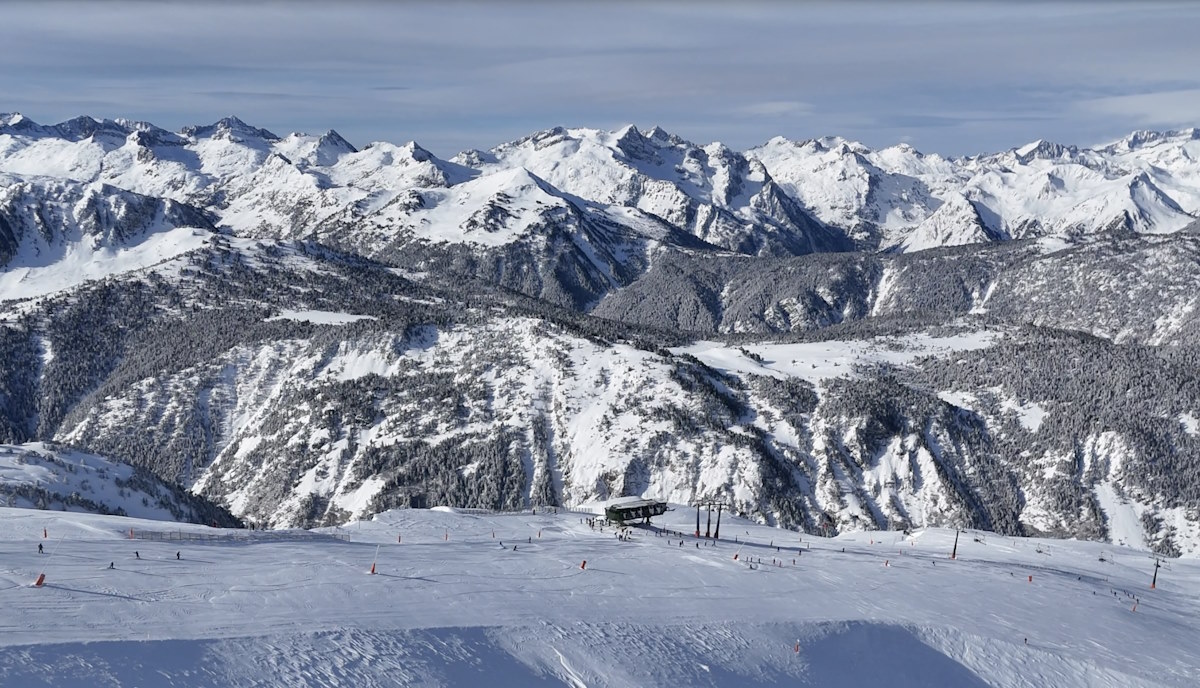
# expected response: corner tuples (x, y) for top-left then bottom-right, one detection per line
(2, 113), (1199, 557)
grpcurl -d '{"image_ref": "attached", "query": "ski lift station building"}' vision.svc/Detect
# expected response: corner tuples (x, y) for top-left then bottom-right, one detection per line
(604, 499), (669, 525)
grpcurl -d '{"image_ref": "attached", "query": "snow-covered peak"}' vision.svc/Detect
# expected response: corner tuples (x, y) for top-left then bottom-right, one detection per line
(1104, 128), (1200, 153)
(1012, 139), (1079, 164)
(400, 140), (436, 163)
(898, 192), (993, 253)
(54, 116), (124, 142)
(644, 124), (672, 142)
(375, 165), (571, 247)
(613, 124), (659, 162)
(329, 139), (472, 192)
(274, 129), (358, 168)
(0, 112), (38, 132)
(183, 116), (279, 143)
(126, 125), (188, 149)
(0, 114), (133, 144)
(1, 113), (1199, 259)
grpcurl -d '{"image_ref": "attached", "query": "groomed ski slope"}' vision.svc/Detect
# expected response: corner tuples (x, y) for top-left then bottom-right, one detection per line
(0, 505), (1196, 687)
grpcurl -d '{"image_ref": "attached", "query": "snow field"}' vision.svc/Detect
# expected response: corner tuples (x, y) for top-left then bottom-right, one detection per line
(0, 505), (1196, 687)
(675, 330), (1002, 386)
(0, 225), (212, 302)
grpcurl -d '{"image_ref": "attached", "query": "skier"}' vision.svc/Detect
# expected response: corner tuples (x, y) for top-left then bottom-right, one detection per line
(135, 551), (140, 559)
(37, 543), (43, 554)
(176, 552), (181, 560)
(109, 562), (115, 569)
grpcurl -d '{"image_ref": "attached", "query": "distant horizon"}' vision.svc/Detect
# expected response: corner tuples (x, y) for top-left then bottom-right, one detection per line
(5, 109), (1197, 160)
(2, 1), (1198, 159)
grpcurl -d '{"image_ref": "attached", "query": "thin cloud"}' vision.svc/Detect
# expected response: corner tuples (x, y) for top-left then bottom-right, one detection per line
(734, 101), (814, 118)
(1078, 89), (1200, 128)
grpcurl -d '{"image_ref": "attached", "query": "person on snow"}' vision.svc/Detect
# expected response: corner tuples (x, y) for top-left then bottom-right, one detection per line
(37, 543), (42, 554)
(176, 552), (181, 560)
(109, 562), (115, 569)
(135, 551), (140, 559)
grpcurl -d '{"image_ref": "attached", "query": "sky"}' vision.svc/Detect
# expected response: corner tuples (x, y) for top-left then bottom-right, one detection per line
(2, 1), (1198, 158)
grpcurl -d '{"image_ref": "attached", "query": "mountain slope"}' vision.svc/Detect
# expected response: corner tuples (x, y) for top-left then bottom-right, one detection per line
(0, 442), (238, 525)
(2, 236), (1196, 555)
(456, 125), (850, 256)
(0, 173), (214, 300)
(3, 113), (1200, 558)
(3, 114), (1197, 266)
(747, 129), (1200, 250)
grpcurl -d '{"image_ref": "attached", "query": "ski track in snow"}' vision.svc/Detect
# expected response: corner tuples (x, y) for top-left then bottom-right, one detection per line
(0, 506), (1195, 687)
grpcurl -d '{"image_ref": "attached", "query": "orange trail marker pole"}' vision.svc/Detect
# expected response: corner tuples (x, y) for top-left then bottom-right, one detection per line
(1028, 575), (1033, 582)
(580, 560), (587, 570)
(369, 545), (379, 575)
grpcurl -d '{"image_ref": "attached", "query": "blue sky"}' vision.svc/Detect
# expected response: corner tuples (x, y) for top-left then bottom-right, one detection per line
(3, 1), (1198, 157)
